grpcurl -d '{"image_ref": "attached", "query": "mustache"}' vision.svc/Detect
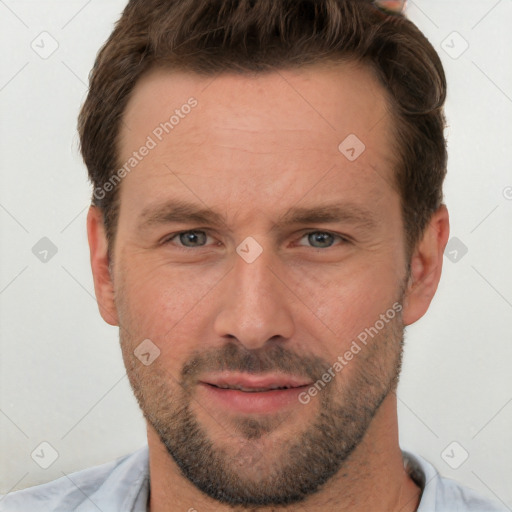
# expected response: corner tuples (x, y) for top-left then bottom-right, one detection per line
(181, 341), (330, 384)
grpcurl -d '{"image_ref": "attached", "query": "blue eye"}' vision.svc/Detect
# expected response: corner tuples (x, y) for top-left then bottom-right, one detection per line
(298, 231), (345, 249)
(170, 230), (209, 247)
(163, 230), (347, 250)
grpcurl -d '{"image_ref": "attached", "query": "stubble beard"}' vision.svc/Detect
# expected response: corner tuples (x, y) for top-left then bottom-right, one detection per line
(119, 301), (405, 508)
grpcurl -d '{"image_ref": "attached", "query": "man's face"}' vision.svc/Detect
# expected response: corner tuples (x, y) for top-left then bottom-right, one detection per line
(112, 62), (409, 506)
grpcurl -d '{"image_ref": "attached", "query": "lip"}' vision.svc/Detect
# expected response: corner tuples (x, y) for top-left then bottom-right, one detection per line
(200, 372), (312, 391)
(198, 372), (312, 414)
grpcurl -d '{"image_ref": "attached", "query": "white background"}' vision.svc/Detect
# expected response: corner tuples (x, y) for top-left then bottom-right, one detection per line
(1, 0), (511, 508)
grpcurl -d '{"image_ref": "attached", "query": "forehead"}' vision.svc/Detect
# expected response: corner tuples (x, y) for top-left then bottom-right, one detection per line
(117, 61), (398, 225)
(122, 60), (392, 144)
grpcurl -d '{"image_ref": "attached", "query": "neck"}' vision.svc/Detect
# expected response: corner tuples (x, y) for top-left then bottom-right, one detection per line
(147, 393), (421, 512)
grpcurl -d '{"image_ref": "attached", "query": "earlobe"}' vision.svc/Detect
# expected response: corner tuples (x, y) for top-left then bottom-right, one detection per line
(86, 206), (119, 326)
(402, 205), (450, 326)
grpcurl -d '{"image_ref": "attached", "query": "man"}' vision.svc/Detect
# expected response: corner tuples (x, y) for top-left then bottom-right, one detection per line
(0, 0), (507, 511)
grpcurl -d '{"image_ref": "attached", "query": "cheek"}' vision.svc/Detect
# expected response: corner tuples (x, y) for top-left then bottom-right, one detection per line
(115, 257), (226, 342)
(288, 255), (402, 346)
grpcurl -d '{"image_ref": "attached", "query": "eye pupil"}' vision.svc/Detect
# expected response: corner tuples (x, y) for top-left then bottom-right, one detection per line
(309, 232), (334, 248)
(179, 231), (206, 247)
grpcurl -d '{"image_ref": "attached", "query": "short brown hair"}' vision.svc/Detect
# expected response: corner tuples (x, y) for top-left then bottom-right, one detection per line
(78, 0), (447, 260)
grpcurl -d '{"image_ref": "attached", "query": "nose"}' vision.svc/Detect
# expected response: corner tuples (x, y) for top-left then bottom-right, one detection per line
(213, 245), (295, 350)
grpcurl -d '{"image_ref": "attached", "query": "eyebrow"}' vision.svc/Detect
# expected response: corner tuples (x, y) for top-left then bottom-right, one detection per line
(138, 200), (226, 231)
(137, 198), (380, 233)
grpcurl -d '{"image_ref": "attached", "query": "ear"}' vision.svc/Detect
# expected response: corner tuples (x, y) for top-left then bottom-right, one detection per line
(86, 206), (119, 326)
(402, 204), (450, 326)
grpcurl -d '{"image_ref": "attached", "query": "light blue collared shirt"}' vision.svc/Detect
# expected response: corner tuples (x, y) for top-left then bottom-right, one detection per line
(0, 446), (508, 511)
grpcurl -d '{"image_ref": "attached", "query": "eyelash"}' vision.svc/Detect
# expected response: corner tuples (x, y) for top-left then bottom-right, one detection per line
(160, 230), (350, 250)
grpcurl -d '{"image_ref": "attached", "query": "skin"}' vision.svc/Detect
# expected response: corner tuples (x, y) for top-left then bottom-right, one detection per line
(87, 61), (449, 511)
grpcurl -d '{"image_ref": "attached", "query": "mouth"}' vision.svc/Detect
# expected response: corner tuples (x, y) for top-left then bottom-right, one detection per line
(200, 372), (312, 391)
(198, 373), (312, 414)
(207, 384), (298, 392)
